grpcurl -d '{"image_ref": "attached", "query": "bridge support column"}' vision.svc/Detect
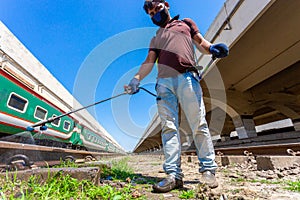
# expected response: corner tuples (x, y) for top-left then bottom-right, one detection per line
(232, 115), (257, 139)
(292, 119), (300, 131)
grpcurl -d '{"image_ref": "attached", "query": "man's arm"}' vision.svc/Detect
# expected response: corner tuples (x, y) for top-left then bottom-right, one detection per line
(125, 50), (157, 94)
(133, 50), (157, 81)
(193, 33), (229, 59)
(192, 33), (212, 54)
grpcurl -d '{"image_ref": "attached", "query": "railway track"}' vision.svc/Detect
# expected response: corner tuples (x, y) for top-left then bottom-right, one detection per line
(214, 142), (300, 156)
(178, 142), (300, 157)
(0, 140), (299, 199)
(0, 140), (122, 170)
(180, 131), (300, 156)
(0, 138), (299, 172)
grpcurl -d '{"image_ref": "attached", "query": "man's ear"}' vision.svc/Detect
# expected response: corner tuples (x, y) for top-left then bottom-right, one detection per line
(164, 2), (170, 9)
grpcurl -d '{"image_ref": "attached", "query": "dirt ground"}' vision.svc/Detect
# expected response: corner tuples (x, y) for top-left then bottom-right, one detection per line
(125, 154), (300, 200)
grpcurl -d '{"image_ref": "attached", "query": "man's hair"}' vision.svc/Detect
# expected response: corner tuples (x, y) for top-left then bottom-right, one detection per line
(143, 0), (166, 14)
(145, 0), (165, 2)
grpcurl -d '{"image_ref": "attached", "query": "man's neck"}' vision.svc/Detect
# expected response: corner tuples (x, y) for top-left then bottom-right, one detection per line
(160, 15), (180, 28)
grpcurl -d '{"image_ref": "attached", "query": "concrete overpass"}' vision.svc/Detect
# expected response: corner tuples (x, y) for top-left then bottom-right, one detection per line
(134, 0), (300, 153)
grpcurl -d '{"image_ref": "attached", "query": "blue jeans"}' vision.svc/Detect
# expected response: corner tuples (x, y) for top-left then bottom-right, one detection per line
(156, 71), (217, 180)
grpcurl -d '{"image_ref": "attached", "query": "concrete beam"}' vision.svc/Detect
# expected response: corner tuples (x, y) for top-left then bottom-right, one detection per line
(292, 119), (300, 132)
(256, 156), (300, 170)
(268, 103), (300, 120)
(232, 115), (257, 139)
(217, 155), (300, 171)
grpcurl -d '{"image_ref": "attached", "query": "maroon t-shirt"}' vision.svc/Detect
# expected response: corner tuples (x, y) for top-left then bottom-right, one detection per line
(149, 18), (200, 78)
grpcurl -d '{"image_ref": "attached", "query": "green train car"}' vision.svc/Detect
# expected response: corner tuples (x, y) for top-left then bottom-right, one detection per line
(0, 67), (121, 153)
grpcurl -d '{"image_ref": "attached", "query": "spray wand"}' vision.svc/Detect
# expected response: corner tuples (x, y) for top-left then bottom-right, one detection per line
(26, 87), (156, 131)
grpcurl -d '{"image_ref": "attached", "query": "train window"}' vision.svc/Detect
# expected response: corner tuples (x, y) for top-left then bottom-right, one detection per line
(63, 121), (71, 131)
(7, 93), (28, 113)
(34, 106), (47, 120)
(51, 114), (60, 127)
(86, 133), (91, 140)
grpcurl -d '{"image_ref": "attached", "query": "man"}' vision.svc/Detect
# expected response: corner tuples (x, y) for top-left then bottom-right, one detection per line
(125, 0), (229, 193)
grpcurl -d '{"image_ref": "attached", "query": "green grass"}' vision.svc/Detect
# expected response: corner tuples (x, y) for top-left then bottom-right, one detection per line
(0, 157), (148, 200)
(54, 159), (79, 168)
(231, 176), (300, 193)
(0, 172), (146, 200)
(100, 157), (135, 181)
(285, 180), (300, 192)
(100, 157), (157, 185)
(26, 172), (143, 200)
(230, 177), (246, 183)
(249, 179), (282, 185)
(178, 190), (195, 199)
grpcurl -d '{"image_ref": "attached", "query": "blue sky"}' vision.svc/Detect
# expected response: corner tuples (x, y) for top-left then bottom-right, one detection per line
(0, 0), (226, 152)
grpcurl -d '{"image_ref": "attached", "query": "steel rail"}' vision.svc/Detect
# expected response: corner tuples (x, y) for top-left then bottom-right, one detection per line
(0, 140), (123, 169)
(214, 142), (300, 156)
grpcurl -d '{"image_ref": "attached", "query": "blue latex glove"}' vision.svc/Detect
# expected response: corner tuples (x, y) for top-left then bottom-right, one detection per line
(127, 78), (140, 94)
(209, 43), (229, 59)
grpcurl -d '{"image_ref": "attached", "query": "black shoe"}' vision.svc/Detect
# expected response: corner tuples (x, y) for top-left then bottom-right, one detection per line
(152, 175), (183, 193)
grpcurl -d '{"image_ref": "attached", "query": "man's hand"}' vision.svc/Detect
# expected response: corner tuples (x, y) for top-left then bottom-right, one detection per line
(125, 78), (140, 94)
(209, 43), (229, 59)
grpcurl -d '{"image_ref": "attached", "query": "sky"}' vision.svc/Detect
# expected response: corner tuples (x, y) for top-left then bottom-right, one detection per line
(0, 0), (226, 152)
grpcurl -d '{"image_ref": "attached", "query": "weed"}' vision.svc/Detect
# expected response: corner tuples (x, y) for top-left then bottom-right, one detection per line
(53, 159), (79, 168)
(1, 170), (146, 199)
(0, 157), (149, 199)
(231, 177), (246, 182)
(231, 188), (241, 194)
(101, 157), (156, 185)
(220, 168), (230, 174)
(231, 177), (300, 194)
(178, 190), (195, 199)
(101, 157), (134, 181)
(249, 179), (282, 185)
(285, 180), (300, 192)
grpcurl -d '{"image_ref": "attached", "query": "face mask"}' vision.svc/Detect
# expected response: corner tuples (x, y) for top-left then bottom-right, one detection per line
(151, 6), (169, 27)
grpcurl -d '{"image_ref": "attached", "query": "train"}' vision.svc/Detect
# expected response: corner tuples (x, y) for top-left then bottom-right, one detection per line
(0, 63), (123, 153)
(0, 21), (124, 154)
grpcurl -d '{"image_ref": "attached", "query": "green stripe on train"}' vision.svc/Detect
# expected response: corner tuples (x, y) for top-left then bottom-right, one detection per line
(0, 73), (114, 151)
